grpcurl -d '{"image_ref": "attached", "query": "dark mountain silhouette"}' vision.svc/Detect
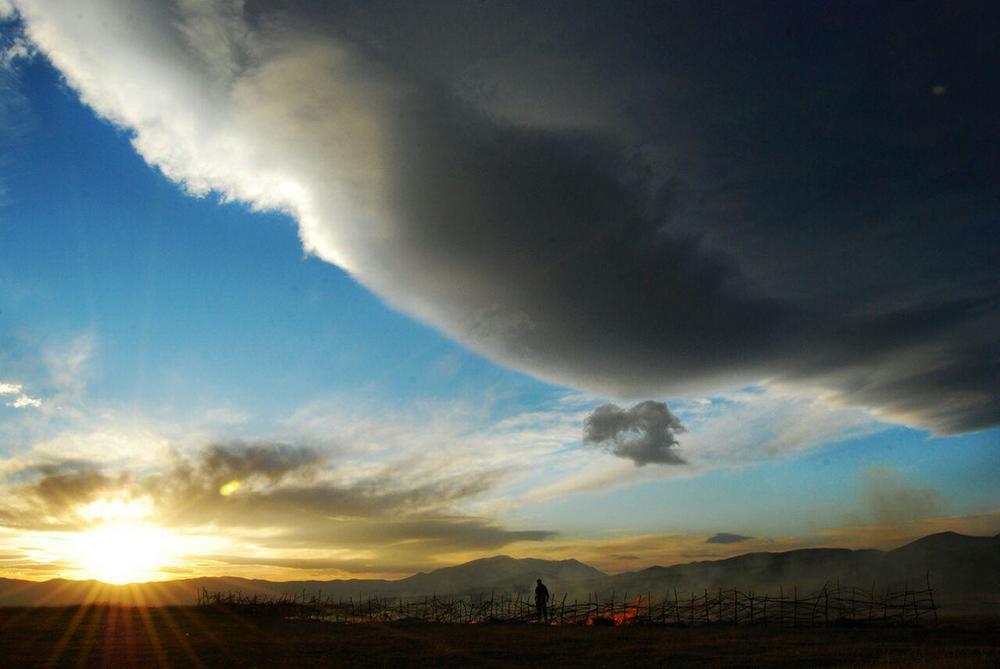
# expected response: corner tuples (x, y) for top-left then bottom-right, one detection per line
(607, 547), (884, 596)
(0, 556), (604, 606)
(877, 531), (1000, 605)
(609, 532), (1000, 603)
(398, 556), (604, 597)
(1, 532), (996, 611)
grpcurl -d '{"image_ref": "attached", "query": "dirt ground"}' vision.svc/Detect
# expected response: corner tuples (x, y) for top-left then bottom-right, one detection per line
(1, 606), (998, 668)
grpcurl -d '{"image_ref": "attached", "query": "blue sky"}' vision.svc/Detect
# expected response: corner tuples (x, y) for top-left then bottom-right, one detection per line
(0, 3), (997, 582)
(2, 52), (552, 425)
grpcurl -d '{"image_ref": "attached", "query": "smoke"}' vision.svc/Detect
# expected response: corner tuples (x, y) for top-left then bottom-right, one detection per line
(863, 466), (942, 525)
(583, 401), (685, 466)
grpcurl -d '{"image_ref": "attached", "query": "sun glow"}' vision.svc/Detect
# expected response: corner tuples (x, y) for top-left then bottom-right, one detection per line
(219, 480), (241, 496)
(73, 524), (174, 584)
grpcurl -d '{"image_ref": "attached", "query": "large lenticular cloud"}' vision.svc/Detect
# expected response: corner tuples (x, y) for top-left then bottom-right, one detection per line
(12, 1), (999, 434)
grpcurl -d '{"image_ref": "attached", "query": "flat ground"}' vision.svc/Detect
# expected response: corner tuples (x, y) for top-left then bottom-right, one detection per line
(1, 607), (998, 668)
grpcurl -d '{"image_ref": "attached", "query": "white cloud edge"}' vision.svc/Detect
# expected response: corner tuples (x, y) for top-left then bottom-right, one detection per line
(0, 381), (42, 409)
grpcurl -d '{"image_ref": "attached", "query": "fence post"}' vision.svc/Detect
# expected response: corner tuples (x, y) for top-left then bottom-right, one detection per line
(779, 586), (784, 627)
(793, 587), (798, 628)
(825, 586), (829, 625)
(926, 571), (938, 627)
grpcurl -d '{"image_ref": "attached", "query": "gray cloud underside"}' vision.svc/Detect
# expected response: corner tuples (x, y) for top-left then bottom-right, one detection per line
(13, 1), (1000, 433)
(705, 533), (753, 545)
(0, 443), (553, 554)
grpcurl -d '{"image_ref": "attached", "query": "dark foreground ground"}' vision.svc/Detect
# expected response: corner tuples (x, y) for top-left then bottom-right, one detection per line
(1, 607), (998, 669)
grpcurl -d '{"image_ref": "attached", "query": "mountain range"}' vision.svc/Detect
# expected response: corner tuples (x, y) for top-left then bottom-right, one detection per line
(1, 532), (997, 612)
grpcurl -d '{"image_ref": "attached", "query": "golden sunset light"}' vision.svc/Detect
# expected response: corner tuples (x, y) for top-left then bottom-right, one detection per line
(72, 524), (174, 585)
(0, 0), (998, 667)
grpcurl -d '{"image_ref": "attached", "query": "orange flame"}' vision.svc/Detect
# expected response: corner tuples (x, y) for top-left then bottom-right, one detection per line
(613, 607), (640, 624)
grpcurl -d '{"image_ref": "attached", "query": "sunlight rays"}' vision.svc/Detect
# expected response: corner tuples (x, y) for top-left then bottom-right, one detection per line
(72, 524), (175, 585)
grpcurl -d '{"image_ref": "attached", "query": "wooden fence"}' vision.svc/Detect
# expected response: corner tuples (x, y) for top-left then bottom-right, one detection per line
(198, 576), (938, 627)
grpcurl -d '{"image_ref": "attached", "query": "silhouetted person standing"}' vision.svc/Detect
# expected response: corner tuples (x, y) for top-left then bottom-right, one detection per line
(534, 578), (550, 623)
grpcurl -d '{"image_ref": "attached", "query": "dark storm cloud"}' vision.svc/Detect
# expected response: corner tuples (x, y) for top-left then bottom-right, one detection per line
(236, 1), (1000, 433)
(706, 533), (753, 545)
(15, 1), (1000, 433)
(583, 401), (685, 465)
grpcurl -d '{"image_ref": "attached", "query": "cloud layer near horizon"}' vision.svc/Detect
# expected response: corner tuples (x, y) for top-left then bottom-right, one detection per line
(0, 441), (553, 567)
(8, 1), (1000, 434)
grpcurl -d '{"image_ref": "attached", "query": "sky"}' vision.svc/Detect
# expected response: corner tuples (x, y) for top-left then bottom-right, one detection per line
(0, 0), (997, 584)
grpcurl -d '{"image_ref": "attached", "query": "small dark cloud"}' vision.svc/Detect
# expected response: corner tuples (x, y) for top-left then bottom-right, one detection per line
(706, 533), (753, 545)
(611, 554), (640, 561)
(583, 401), (685, 466)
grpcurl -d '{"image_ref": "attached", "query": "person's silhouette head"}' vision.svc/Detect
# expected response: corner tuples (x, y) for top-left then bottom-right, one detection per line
(536, 579), (542, 585)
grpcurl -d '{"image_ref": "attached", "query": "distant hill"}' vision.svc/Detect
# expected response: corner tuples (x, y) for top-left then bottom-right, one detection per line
(607, 547), (884, 596)
(1, 532), (997, 611)
(877, 532), (1000, 610)
(0, 556), (606, 606)
(610, 532), (1000, 601)
(397, 556), (605, 597)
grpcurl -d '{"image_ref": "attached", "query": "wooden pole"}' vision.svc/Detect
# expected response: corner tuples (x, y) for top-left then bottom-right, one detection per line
(793, 586), (798, 628)
(926, 571), (938, 627)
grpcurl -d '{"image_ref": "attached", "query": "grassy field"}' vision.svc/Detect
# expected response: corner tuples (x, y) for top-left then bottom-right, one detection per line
(1, 606), (998, 668)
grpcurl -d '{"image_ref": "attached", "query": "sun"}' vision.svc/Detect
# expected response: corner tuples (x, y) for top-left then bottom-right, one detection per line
(73, 524), (173, 584)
